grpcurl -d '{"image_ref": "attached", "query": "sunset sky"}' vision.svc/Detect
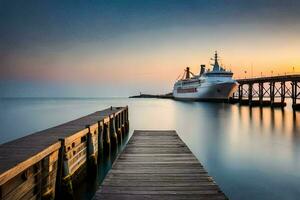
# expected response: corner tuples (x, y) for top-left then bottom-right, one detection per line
(1, 0), (300, 97)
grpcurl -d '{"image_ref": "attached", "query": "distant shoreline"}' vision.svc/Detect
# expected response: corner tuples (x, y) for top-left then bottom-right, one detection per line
(129, 93), (174, 99)
(129, 93), (237, 103)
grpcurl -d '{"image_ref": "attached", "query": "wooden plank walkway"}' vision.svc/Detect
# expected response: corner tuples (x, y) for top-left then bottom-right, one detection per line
(93, 130), (228, 200)
(0, 107), (123, 178)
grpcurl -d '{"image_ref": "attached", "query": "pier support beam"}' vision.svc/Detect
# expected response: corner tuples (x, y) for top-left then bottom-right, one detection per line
(238, 84), (243, 102)
(270, 81), (287, 108)
(292, 81), (300, 110)
(236, 75), (300, 109)
(281, 81), (286, 104)
(248, 83), (253, 106)
(270, 82), (275, 104)
(259, 82), (263, 106)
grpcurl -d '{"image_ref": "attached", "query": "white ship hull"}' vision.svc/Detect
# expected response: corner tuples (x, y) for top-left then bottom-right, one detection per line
(173, 52), (238, 101)
(173, 81), (238, 101)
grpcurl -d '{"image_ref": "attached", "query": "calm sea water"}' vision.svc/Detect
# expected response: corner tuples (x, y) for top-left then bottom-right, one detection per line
(0, 97), (300, 200)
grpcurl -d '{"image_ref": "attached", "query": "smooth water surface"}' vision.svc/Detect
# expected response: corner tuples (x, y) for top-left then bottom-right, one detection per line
(0, 97), (300, 200)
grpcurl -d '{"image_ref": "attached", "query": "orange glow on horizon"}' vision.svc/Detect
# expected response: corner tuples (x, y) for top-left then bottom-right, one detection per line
(2, 25), (300, 90)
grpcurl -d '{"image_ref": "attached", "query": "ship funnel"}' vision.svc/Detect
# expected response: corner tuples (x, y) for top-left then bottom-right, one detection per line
(200, 65), (205, 75)
(185, 67), (190, 79)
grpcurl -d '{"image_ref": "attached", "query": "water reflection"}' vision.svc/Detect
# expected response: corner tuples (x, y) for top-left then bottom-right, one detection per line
(170, 101), (300, 200)
(73, 131), (129, 200)
(237, 105), (299, 138)
(225, 105), (300, 199)
(0, 98), (299, 200)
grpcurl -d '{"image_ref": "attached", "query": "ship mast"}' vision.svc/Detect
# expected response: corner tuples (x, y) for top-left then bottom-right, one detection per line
(185, 67), (190, 79)
(212, 51), (220, 71)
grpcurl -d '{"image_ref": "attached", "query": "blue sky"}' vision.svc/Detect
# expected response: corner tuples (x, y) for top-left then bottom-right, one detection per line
(1, 0), (300, 97)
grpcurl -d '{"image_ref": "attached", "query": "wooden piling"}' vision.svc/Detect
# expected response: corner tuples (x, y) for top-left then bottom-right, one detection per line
(102, 121), (111, 157)
(109, 115), (118, 153)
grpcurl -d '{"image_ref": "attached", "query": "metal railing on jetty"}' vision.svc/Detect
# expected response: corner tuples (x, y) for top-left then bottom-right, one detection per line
(231, 74), (300, 110)
(0, 106), (129, 200)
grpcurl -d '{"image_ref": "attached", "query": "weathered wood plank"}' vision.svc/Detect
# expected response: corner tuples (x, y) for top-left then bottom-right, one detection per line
(0, 107), (125, 178)
(0, 106), (128, 200)
(93, 130), (228, 200)
(95, 194), (228, 200)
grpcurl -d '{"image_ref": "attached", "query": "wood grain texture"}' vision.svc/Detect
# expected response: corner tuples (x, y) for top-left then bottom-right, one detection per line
(93, 130), (228, 200)
(0, 107), (126, 183)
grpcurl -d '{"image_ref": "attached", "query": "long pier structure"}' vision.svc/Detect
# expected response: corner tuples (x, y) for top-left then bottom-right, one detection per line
(0, 106), (129, 200)
(232, 74), (300, 110)
(93, 130), (228, 200)
(0, 108), (228, 200)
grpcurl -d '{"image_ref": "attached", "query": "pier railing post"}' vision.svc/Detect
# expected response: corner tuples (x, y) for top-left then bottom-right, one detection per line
(109, 115), (118, 153)
(103, 121), (111, 157)
(125, 106), (129, 135)
(60, 140), (73, 198)
(41, 151), (59, 200)
(121, 109), (126, 140)
(115, 113), (122, 145)
(86, 124), (98, 174)
(97, 121), (104, 160)
(55, 139), (65, 199)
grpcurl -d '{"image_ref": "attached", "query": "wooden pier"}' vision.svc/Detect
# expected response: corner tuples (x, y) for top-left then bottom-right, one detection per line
(0, 106), (129, 200)
(93, 130), (227, 200)
(233, 74), (300, 110)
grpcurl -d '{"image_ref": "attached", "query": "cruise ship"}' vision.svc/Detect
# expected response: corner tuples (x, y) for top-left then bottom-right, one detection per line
(173, 52), (238, 101)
